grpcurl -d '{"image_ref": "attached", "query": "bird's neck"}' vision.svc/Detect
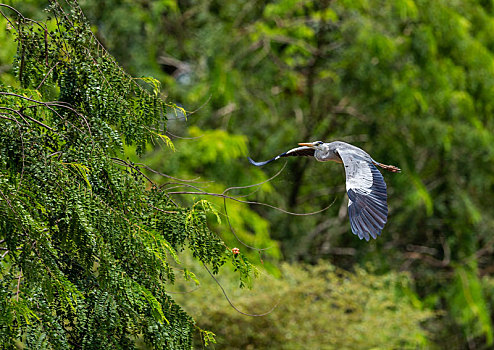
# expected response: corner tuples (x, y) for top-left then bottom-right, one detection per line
(315, 148), (341, 163)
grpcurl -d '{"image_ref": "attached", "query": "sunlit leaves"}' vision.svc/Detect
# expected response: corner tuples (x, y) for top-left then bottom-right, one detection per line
(121, 0), (494, 346)
(0, 2), (257, 348)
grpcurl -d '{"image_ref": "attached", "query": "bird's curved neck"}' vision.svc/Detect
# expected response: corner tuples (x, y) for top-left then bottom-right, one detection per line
(315, 146), (341, 163)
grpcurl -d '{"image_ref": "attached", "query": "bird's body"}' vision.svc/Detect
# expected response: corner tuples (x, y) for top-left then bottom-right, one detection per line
(248, 141), (400, 241)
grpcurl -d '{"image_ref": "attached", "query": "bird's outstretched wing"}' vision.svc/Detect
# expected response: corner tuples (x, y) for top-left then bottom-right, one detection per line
(248, 146), (315, 166)
(337, 148), (388, 241)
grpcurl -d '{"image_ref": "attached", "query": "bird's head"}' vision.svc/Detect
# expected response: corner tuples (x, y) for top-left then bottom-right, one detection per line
(298, 141), (325, 150)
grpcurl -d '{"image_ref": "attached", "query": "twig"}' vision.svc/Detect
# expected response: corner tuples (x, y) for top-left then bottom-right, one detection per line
(0, 93), (91, 134)
(16, 273), (23, 301)
(133, 162), (205, 183)
(0, 5), (24, 31)
(47, 151), (62, 157)
(109, 158), (157, 188)
(23, 112), (57, 132)
(0, 107), (29, 124)
(165, 286), (200, 294)
(149, 205), (181, 214)
(222, 197), (271, 252)
(404, 252), (449, 267)
(0, 113), (17, 122)
(203, 263), (278, 317)
(160, 182), (207, 192)
(165, 130), (204, 140)
(218, 164), (288, 251)
(35, 61), (60, 90)
(187, 94), (212, 115)
(168, 191), (334, 216)
(109, 157), (179, 207)
(221, 162), (287, 195)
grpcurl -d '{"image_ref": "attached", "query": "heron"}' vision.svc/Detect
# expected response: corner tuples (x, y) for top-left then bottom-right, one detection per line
(248, 141), (400, 241)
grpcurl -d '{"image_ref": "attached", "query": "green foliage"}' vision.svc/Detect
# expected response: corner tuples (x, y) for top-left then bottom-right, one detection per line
(0, 1), (256, 348)
(4, 0), (494, 348)
(78, 0), (494, 347)
(174, 259), (435, 349)
(134, 125), (282, 273)
(449, 265), (493, 345)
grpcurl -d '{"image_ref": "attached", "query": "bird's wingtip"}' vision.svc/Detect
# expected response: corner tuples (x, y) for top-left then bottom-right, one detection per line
(247, 156), (265, 166)
(247, 155), (280, 166)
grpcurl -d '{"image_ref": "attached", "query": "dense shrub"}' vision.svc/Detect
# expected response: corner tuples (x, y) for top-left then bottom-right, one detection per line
(175, 260), (435, 349)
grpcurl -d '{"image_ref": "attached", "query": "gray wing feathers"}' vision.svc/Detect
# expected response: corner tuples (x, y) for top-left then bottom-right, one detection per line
(338, 149), (388, 241)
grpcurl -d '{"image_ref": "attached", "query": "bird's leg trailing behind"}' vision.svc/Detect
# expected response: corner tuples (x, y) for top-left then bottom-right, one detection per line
(374, 162), (401, 173)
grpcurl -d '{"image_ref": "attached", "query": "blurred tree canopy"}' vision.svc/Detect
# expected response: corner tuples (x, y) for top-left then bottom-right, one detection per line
(3, 0), (494, 349)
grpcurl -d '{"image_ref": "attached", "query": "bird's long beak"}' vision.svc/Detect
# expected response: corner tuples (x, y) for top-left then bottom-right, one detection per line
(298, 142), (315, 147)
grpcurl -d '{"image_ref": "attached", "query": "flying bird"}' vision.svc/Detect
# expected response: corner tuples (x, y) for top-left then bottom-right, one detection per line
(248, 141), (400, 241)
